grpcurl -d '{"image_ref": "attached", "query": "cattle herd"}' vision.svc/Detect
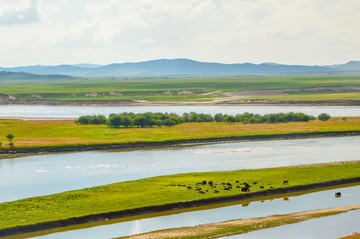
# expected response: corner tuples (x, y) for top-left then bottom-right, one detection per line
(172, 179), (289, 195)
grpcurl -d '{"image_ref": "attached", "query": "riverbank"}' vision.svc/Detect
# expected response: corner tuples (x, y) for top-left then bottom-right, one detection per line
(120, 205), (360, 239)
(1, 117), (360, 155)
(1, 99), (360, 106)
(0, 161), (359, 236)
(1, 130), (360, 155)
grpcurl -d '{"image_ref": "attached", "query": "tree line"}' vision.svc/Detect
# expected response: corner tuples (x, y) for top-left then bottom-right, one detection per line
(75, 111), (326, 128)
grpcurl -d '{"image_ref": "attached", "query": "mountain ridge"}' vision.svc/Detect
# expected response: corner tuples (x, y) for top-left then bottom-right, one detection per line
(1, 59), (359, 77)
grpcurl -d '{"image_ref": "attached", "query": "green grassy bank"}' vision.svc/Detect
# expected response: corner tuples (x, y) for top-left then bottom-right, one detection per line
(1, 161), (360, 231)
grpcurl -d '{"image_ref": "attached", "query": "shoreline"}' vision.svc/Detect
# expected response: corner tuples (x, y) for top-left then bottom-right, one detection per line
(1, 178), (359, 237)
(1, 130), (360, 155)
(1, 99), (360, 106)
(123, 205), (360, 239)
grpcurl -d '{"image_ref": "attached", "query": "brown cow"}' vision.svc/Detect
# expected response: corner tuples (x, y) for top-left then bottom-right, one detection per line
(283, 179), (289, 185)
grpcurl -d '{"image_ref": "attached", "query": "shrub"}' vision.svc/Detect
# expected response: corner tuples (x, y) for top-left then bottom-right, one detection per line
(318, 113), (331, 121)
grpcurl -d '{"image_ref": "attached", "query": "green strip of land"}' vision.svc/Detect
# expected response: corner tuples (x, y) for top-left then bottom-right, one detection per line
(0, 117), (360, 150)
(1, 161), (359, 230)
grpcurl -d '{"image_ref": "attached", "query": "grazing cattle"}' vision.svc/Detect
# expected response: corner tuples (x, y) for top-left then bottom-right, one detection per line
(252, 182), (257, 185)
(335, 192), (341, 197)
(236, 185), (241, 188)
(260, 185), (264, 189)
(202, 181), (207, 185)
(241, 187), (250, 192)
(199, 191), (205, 194)
(187, 186), (192, 189)
(214, 190), (219, 193)
(235, 180), (239, 183)
(195, 188), (201, 191)
(224, 187), (230, 191)
(243, 182), (250, 187)
(283, 179), (289, 185)
(227, 183), (232, 187)
(208, 181), (213, 186)
(270, 186), (274, 189)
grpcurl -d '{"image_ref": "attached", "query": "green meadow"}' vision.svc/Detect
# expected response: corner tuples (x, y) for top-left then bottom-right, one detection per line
(1, 74), (360, 102)
(1, 161), (359, 230)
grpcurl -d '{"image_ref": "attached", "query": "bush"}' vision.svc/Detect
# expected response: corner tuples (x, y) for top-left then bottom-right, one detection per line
(318, 113), (331, 121)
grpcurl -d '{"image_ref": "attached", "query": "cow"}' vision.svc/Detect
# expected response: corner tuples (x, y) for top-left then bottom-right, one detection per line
(335, 192), (341, 197)
(260, 185), (264, 189)
(241, 187), (250, 192)
(283, 179), (289, 185)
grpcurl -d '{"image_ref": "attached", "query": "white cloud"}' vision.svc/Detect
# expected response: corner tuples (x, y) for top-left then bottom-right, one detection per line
(0, 0), (359, 66)
(0, 0), (38, 25)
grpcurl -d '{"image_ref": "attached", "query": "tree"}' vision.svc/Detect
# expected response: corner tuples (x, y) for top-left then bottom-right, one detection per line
(121, 116), (132, 127)
(107, 115), (122, 127)
(318, 113), (331, 121)
(6, 134), (14, 142)
(163, 119), (176, 127)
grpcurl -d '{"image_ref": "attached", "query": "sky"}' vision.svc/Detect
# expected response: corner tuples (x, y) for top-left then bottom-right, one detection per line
(0, 0), (359, 67)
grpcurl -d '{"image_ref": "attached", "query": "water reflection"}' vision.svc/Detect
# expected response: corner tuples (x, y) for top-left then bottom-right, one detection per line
(1, 136), (360, 203)
(15, 184), (360, 239)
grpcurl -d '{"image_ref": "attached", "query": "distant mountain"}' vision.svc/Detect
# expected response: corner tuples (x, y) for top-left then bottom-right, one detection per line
(326, 61), (360, 72)
(0, 71), (80, 81)
(1, 59), (359, 77)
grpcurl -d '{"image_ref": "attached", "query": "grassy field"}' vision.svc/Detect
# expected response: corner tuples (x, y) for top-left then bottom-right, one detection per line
(0, 117), (359, 149)
(248, 92), (360, 101)
(1, 161), (359, 230)
(1, 74), (360, 102)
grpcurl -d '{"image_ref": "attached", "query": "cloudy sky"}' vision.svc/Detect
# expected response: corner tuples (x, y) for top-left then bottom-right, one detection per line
(0, 0), (359, 67)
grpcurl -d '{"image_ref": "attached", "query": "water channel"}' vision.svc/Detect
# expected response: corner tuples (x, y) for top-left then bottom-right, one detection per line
(1, 136), (359, 203)
(223, 209), (360, 239)
(1, 105), (360, 118)
(13, 184), (360, 239)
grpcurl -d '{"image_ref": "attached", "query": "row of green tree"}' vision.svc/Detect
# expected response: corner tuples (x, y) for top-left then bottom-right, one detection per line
(75, 112), (329, 128)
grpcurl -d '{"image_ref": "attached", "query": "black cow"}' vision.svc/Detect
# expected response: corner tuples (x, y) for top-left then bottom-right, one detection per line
(241, 187), (250, 192)
(335, 192), (341, 197)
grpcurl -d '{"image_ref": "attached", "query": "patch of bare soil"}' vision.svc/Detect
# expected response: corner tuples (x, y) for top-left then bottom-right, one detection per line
(109, 91), (123, 96)
(124, 205), (360, 239)
(85, 92), (98, 97)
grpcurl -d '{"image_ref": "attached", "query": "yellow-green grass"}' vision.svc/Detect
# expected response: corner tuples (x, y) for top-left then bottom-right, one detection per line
(1, 161), (359, 230)
(246, 92), (360, 101)
(0, 117), (360, 149)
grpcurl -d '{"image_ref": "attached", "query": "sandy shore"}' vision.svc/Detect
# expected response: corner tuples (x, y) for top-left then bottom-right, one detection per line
(124, 205), (360, 239)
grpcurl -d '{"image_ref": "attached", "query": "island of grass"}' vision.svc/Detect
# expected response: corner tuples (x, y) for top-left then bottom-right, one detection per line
(1, 161), (360, 236)
(0, 116), (360, 154)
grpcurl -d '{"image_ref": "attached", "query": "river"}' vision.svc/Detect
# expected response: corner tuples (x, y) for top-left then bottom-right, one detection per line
(1, 136), (359, 203)
(1, 105), (360, 118)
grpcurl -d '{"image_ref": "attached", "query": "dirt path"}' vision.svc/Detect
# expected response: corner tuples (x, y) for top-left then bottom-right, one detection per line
(122, 205), (360, 239)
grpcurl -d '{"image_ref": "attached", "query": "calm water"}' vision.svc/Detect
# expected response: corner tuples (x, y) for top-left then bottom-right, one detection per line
(1, 136), (359, 203)
(1, 105), (360, 117)
(224, 210), (360, 239)
(24, 184), (360, 239)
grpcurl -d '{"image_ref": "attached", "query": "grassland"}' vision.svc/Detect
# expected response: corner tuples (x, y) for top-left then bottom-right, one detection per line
(0, 161), (359, 230)
(1, 74), (360, 103)
(0, 117), (359, 149)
